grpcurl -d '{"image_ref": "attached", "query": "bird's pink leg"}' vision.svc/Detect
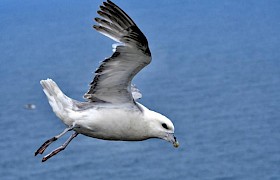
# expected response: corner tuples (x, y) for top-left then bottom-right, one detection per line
(42, 132), (78, 162)
(34, 126), (74, 156)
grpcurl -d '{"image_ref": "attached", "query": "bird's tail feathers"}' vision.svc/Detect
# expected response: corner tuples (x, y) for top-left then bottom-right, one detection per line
(40, 79), (73, 120)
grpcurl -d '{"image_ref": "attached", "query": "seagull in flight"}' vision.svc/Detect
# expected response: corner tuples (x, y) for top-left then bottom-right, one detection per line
(35, 0), (179, 162)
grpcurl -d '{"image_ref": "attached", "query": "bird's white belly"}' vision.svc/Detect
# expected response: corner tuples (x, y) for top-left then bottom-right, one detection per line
(70, 107), (150, 141)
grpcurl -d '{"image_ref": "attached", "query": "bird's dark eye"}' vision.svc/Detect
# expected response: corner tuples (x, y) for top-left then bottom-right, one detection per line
(162, 123), (168, 129)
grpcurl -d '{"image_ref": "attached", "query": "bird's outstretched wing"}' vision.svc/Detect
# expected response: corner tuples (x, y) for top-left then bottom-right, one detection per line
(84, 0), (151, 104)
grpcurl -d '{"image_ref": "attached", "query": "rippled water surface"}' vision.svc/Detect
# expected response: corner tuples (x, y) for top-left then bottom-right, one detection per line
(0, 0), (280, 179)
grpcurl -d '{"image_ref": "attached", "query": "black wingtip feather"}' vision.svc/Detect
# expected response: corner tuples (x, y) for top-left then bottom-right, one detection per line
(107, 0), (112, 4)
(107, 0), (115, 6)
(100, 5), (106, 11)
(93, 25), (99, 30)
(103, 1), (109, 7)
(97, 10), (106, 17)
(94, 17), (100, 22)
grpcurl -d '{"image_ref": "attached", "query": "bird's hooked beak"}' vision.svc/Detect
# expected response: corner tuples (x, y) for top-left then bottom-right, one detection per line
(165, 133), (179, 148)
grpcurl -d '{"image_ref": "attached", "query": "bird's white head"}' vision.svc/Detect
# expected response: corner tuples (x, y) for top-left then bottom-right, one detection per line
(145, 110), (179, 148)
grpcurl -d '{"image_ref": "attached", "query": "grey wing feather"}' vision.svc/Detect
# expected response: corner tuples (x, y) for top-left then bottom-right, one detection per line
(84, 0), (151, 104)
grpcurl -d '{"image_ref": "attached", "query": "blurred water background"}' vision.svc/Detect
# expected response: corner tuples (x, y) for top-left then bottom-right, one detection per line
(0, 0), (279, 179)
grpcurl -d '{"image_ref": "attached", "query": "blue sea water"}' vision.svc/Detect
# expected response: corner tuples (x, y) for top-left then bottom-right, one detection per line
(0, 0), (280, 179)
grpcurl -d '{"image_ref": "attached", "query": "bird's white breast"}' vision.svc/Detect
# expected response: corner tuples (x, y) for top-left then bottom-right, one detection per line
(69, 106), (152, 141)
